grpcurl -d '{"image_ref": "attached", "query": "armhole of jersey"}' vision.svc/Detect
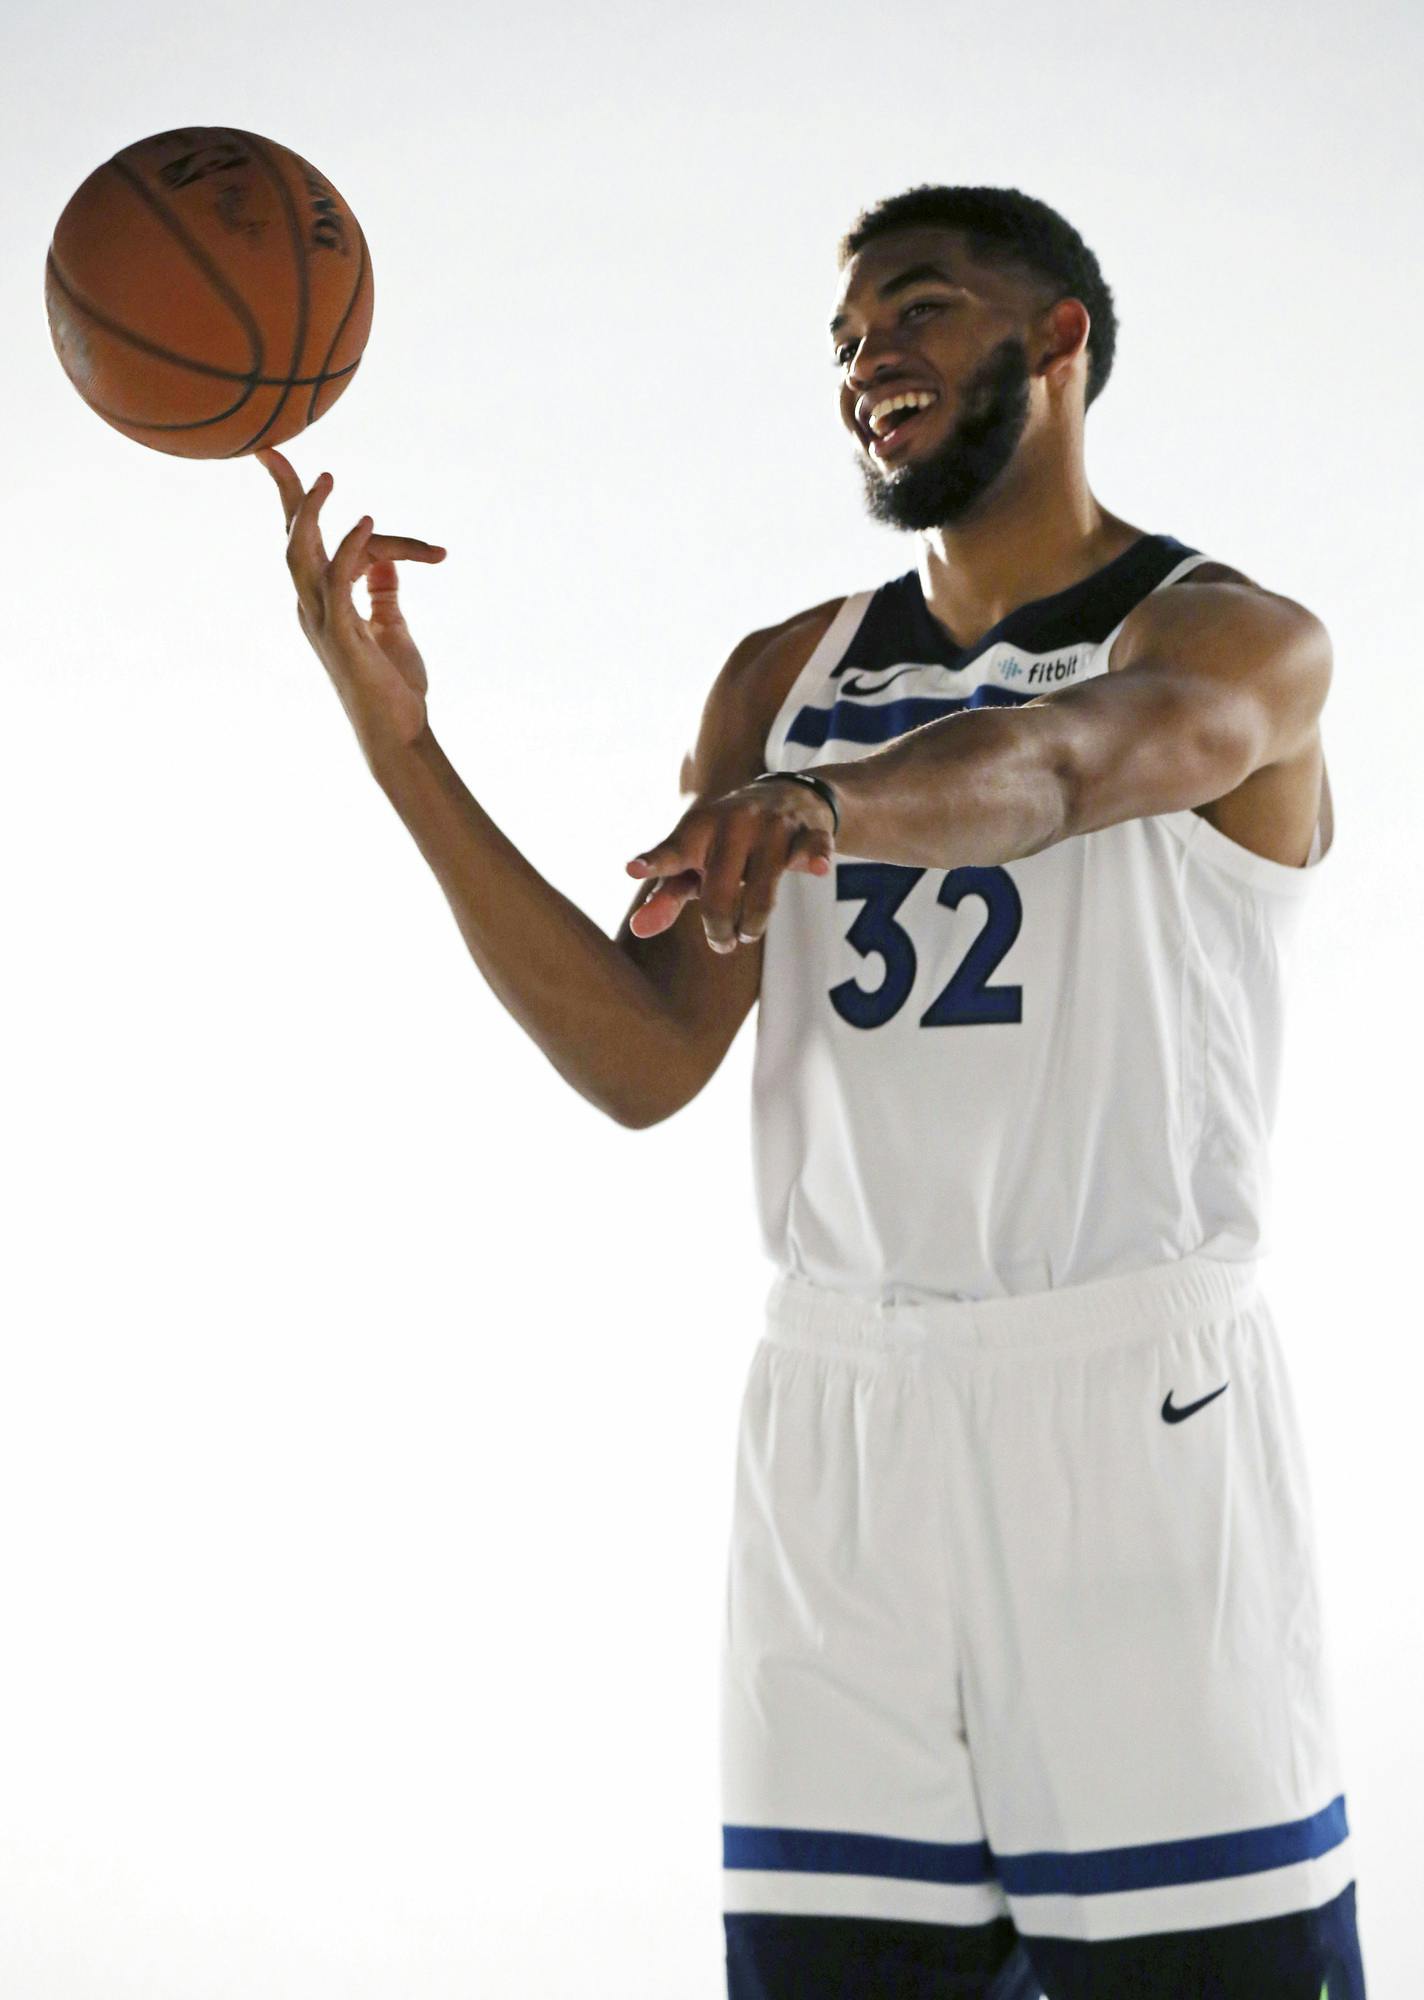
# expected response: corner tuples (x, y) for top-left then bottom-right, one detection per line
(1103, 550), (1332, 894)
(762, 590), (875, 771)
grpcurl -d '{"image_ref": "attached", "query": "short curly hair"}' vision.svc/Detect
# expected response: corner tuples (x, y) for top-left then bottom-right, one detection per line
(839, 185), (1118, 410)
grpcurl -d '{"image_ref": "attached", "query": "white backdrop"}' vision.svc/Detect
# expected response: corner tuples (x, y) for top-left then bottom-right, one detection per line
(4, 0), (1419, 1993)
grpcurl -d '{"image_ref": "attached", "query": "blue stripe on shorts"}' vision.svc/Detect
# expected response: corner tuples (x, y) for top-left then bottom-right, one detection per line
(724, 1795), (1348, 1897)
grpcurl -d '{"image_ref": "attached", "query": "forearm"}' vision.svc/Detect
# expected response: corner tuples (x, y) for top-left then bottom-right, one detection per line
(819, 705), (1072, 869)
(368, 725), (688, 1127)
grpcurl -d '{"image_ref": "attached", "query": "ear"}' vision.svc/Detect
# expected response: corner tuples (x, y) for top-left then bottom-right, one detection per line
(1035, 296), (1091, 390)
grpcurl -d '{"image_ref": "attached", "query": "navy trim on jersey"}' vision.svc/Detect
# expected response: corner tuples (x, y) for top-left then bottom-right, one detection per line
(831, 534), (1200, 680)
(788, 684), (1027, 750)
(723, 1794), (1348, 1897)
(784, 532), (1202, 756)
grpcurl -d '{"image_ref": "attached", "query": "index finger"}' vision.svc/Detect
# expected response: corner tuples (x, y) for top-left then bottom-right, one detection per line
(277, 465), (335, 579)
(628, 833), (695, 878)
(253, 447), (309, 533)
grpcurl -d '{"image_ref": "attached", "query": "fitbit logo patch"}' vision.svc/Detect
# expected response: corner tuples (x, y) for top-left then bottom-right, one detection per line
(993, 645), (1092, 689)
(1024, 650), (1088, 686)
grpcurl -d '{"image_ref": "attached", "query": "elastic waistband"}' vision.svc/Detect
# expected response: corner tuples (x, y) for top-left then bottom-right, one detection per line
(765, 1252), (1261, 1356)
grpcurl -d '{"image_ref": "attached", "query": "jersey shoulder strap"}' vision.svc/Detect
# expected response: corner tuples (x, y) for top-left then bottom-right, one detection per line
(764, 590), (876, 770)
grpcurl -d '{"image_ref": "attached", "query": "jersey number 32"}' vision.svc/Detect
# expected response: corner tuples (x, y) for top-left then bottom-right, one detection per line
(829, 862), (1023, 1030)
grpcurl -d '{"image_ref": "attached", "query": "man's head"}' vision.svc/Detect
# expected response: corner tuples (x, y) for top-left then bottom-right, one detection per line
(830, 186), (1117, 532)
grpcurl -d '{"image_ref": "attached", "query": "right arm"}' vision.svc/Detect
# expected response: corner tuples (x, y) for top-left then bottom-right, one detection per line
(252, 438), (840, 1131)
(367, 602), (840, 1129)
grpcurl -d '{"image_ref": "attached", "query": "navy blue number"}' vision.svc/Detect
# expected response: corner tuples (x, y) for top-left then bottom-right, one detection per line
(918, 868), (1023, 1025)
(829, 864), (923, 1029)
(829, 863), (1023, 1029)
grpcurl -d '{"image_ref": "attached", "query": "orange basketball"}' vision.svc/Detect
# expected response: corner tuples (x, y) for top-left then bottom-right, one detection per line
(44, 127), (374, 460)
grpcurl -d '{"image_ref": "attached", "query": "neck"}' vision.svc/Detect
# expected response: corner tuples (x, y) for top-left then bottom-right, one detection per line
(914, 430), (1141, 649)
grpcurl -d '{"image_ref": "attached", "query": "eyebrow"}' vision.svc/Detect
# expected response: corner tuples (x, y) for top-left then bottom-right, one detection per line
(829, 262), (962, 339)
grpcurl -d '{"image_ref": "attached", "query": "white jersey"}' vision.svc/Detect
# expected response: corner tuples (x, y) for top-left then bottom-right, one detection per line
(750, 535), (1330, 1302)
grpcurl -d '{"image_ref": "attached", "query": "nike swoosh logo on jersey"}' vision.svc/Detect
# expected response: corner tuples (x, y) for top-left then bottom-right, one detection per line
(1161, 1383), (1230, 1425)
(837, 665), (925, 697)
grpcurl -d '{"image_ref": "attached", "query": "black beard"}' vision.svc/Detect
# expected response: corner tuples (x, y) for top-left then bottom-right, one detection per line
(857, 337), (1032, 532)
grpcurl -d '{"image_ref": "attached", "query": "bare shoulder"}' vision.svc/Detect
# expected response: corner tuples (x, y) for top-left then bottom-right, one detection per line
(1170, 558), (1330, 642)
(1114, 558), (1334, 865)
(1111, 557), (1331, 670)
(681, 596), (846, 798)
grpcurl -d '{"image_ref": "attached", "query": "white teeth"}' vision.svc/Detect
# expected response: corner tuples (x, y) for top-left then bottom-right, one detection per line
(867, 390), (937, 437)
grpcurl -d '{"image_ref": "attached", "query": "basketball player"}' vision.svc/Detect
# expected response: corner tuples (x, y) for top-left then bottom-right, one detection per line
(257, 184), (1362, 1999)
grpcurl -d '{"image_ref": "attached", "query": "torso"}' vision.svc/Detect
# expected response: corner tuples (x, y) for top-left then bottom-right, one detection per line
(745, 533), (1328, 1300)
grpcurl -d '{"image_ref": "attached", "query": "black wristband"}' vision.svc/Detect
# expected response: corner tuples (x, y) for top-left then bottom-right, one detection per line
(752, 768), (840, 839)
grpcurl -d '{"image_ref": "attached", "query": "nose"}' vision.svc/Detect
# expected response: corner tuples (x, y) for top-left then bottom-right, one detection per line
(846, 333), (912, 394)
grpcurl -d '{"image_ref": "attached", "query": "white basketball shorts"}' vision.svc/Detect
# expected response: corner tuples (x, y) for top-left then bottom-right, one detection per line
(719, 1250), (1355, 1949)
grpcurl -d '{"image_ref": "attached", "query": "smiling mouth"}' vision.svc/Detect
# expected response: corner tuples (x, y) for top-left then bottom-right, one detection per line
(867, 402), (938, 462)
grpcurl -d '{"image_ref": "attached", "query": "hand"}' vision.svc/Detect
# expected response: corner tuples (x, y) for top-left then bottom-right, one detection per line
(255, 448), (447, 766)
(626, 777), (836, 953)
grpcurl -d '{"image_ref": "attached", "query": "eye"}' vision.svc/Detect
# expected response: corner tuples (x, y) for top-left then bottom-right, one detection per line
(832, 298), (953, 367)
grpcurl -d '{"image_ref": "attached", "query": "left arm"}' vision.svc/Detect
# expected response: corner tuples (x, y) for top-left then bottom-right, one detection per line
(819, 581), (1333, 869)
(626, 582), (1333, 948)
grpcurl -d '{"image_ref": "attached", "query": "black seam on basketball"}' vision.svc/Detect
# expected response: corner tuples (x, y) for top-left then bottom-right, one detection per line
(217, 129), (308, 455)
(306, 223), (369, 430)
